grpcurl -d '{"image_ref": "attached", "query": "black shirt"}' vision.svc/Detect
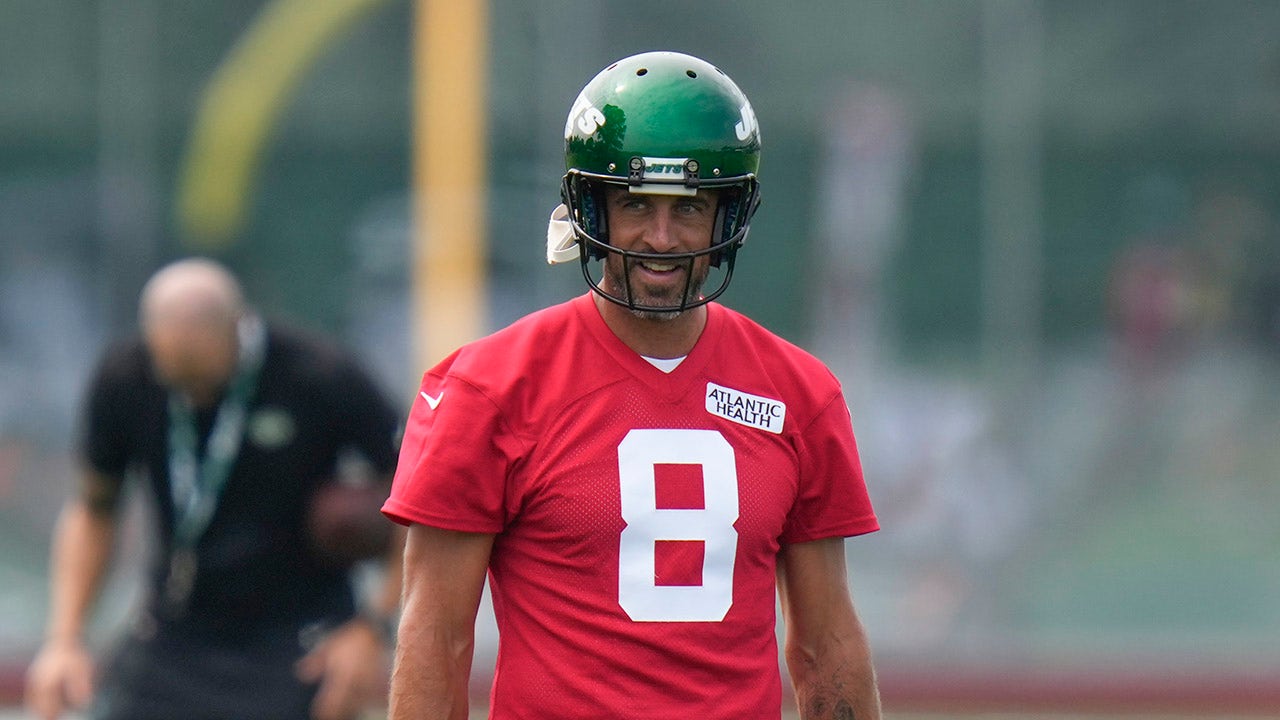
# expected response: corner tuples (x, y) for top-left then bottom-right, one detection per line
(81, 321), (401, 639)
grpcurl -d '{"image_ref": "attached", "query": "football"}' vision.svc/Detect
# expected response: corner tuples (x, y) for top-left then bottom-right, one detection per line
(305, 480), (393, 567)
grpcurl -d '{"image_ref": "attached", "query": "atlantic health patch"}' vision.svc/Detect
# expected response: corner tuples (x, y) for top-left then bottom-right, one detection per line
(704, 382), (785, 434)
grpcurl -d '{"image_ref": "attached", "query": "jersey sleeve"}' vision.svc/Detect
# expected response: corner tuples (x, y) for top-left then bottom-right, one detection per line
(382, 368), (523, 533)
(781, 390), (878, 544)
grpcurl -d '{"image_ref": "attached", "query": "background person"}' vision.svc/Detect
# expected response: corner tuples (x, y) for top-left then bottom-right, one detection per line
(25, 257), (404, 720)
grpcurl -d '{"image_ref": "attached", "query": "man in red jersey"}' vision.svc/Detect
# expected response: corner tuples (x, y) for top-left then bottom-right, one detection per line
(384, 51), (881, 720)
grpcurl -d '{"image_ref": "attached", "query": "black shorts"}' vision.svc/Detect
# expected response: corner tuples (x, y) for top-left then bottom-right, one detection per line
(91, 623), (318, 720)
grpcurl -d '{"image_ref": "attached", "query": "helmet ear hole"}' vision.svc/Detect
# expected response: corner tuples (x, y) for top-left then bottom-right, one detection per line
(562, 174), (611, 261)
(709, 194), (733, 268)
(581, 181), (609, 260)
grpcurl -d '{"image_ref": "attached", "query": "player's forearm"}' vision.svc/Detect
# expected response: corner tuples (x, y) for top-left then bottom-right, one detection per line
(787, 632), (882, 720)
(45, 500), (117, 645)
(387, 618), (475, 720)
(777, 537), (882, 719)
(388, 525), (492, 720)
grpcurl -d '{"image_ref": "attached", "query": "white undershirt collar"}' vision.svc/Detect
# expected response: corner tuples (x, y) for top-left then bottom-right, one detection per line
(641, 355), (687, 373)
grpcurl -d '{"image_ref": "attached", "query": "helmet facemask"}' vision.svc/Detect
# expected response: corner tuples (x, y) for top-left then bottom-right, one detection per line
(560, 169), (760, 315)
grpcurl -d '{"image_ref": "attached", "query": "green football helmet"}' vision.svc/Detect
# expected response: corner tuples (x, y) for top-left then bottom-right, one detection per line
(557, 51), (762, 312)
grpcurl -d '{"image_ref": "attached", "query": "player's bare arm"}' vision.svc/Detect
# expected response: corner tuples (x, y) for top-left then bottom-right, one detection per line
(389, 524), (494, 720)
(778, 537), (882, 720)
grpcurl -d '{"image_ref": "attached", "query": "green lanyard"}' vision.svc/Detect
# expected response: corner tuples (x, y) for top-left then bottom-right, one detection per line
(164, 316), (266, 612)
(166, 315), (266, 550)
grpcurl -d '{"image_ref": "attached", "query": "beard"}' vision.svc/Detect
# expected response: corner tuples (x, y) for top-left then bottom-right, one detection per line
(602, 252), (709, 321)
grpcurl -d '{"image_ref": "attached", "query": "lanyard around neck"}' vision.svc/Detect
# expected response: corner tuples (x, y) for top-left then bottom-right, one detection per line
(167, 315), (266, 549)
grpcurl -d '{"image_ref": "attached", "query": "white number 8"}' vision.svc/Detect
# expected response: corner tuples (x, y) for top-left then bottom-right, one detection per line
(617, 429), (739, 622)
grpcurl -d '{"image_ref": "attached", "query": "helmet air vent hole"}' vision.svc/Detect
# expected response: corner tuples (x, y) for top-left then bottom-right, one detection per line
(686, 70), (697, 78)
(636, 68), (648, 76)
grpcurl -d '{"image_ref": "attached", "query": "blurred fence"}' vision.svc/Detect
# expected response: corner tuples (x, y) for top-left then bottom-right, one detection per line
(2, 0), (1279, 713)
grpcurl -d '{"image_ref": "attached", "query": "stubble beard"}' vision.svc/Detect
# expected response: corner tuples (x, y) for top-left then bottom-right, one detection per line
(602, 255), (708, 322)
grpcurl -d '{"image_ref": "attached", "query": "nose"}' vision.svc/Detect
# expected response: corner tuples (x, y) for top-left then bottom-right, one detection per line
(642, 208), (681, 252)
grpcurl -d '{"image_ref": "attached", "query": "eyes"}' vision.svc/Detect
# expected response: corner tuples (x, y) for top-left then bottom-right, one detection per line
(609, 192), (713, 219)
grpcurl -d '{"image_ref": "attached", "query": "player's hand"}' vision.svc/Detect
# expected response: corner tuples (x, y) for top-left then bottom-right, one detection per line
(24, 639), (96, 720)
(296, 619), (389, 720)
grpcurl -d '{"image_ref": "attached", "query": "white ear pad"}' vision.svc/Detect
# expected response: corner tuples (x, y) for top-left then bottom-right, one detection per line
(545, 203), (578, 265)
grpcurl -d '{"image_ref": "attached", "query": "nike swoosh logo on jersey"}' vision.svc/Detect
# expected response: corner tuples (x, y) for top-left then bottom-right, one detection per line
(420, 390), (443, 410)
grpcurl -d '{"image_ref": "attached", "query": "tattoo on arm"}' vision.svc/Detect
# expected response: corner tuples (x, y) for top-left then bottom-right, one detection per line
(805, 697), (855, 720)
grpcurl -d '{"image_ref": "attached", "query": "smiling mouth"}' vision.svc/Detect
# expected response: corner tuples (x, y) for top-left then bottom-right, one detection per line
(638, 260), (680, 273)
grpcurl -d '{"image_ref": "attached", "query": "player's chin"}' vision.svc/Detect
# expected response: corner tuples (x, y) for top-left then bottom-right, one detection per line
(634, 276), (708, 315)
(628, 292), (695, 320)
(631, 306), (685, 322)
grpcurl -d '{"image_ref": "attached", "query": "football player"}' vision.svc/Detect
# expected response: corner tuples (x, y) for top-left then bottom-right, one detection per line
(385, 51), (881, 720)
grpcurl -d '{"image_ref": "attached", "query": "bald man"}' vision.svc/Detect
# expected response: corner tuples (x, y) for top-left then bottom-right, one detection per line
(139, 258), (248, 407)
(26, 258), (404, 720)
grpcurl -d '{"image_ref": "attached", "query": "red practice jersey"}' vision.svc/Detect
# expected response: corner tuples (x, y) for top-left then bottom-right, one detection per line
(384, 293), (878, 720)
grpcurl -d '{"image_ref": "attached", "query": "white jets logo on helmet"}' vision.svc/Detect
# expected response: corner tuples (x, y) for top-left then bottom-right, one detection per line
(734, 102), (758, 142)
(565, 92), (605, 138)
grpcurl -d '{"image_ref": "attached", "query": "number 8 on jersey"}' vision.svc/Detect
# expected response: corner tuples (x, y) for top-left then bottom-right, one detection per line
(617, 428), (739, 622)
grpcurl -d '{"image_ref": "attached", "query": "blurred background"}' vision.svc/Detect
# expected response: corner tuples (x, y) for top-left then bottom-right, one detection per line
(1, 0), (1278, 716)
